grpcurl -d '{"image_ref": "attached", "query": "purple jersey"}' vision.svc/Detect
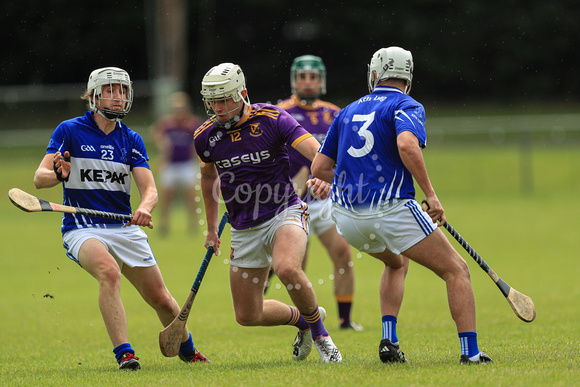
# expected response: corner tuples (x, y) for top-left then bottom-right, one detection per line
(157, 115), (204, 163)
(194, 103), (313, 230)
(277, 95), (340, 177)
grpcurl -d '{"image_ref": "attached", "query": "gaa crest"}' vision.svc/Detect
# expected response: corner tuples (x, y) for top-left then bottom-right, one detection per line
(250, 124), (263, 137)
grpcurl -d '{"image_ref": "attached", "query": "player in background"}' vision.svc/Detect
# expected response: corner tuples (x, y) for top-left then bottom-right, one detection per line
(276, 55), (362, 331)
(310, 47), (493, 364)
(34, 67), (208, 370)
(150, 91), (204, 236)
(195, 62), (342, 363)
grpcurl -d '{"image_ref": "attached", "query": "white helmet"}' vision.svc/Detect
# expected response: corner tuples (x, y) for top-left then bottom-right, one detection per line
(367, 47), (413, 94)
(87, 67), (133, 121)
(200, 63), (250, 128)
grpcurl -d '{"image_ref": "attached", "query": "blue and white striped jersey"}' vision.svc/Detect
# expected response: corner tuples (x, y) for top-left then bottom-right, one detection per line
(318, 86), (427, 213)
(46, 111), (150, 234)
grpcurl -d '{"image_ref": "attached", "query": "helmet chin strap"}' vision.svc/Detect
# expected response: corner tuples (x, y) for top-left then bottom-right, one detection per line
(214, 111), (243, 130)
(213, 104), (245, 129)
(97, 108), (125, 122)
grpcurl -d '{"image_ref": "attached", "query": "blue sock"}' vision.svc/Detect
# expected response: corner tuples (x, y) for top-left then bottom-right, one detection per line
(113, 343), (134, 362)
(459, 332), (479, 358)
(180, 333), (195, 356)
(381, 315), (398, 343)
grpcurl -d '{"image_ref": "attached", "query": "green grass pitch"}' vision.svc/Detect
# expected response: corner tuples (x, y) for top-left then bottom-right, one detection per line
(0, 141), (578, 386)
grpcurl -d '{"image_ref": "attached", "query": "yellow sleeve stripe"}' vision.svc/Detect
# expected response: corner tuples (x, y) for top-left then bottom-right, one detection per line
(291, 133), (313, 148)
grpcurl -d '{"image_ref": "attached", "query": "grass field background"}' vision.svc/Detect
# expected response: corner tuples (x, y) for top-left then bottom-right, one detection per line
(0, 124), (579, 385)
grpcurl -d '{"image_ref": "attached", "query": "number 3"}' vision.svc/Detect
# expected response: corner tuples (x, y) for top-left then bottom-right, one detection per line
(347, 111), (375, 158)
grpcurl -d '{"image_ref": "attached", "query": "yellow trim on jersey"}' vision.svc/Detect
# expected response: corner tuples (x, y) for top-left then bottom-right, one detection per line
(277, 94), (341, 111)
(194, 119), (215, 140)
(291, 133), (313, 148)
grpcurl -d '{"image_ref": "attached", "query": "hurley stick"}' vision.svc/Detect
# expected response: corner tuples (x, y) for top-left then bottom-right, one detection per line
(8, 188), (152, 228)
(159, 212), (230, 357)
(421, 200), (535, 322)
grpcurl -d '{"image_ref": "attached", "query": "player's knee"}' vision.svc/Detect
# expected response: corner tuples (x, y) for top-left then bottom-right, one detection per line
(446, 255), (471, 282)
(235, 311), (259, 326)
(274, 263), (300, 284)
(330, 246), (352, 266)
(151, 291), (176, 312)
(458, 257), (471, 280)
(98, 265), (122, 289)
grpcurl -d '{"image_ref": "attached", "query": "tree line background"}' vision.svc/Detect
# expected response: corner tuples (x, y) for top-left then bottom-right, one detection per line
(1, 0), (579, 124)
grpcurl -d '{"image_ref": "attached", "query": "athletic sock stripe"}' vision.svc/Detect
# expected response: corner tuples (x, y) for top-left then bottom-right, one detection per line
(286, 306), (299, 326)
(460, 336), (466, 354)
(302, 308), (321, 324)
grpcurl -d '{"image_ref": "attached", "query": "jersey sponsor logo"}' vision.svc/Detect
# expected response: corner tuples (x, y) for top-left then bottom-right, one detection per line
(215, 150), (271, 169)
(81, 144), (97, 152)
(80, 168), (129, 184)
(65, 157), (132, 193)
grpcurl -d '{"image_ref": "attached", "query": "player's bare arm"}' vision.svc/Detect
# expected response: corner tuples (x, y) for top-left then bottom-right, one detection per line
(310, 152), (336, 184)
(199, 160), (222, 255)
(292, 166), (310, 197)
(293, 135), (319, 161)
(294, 136), (332, 199)
(129, 166), (157, 227)
(396, 130), (445, 225)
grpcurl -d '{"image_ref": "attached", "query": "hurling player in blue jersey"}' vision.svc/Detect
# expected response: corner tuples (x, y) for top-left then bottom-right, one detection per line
(195, 63), (342, 363)
(34, 67), (208, 370)
(310, 47), (492, 365)
(277, 55), (362, 332)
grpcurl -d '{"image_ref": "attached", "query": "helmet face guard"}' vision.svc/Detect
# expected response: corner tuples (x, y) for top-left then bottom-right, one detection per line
(367, 47), (413, 94)
(290, 55), (326, 99)
(200, 63), (250, 128)
(87, 67), (133, 121)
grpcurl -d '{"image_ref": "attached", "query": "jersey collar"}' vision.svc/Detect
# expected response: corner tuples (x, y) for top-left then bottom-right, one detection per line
(374, 86), (404, 94)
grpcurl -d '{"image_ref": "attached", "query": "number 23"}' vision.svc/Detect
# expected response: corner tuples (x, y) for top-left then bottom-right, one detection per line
(101, 149), (114, 160)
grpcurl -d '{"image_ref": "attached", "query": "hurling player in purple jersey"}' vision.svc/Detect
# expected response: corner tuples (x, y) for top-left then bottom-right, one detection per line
(150, 92), (204, 236)
(276, 55), (362, 332)
(34, 68), (208, 370)
(311, 47), (492, 365)
(195, 63), (342, 363)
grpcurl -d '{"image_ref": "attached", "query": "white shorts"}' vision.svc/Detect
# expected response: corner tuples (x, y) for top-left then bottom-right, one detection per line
(159, 161), (198, 188)
(332, 199), (437, 255)
(229, 203), (309, 268)
(63, 225), (157, 268)
(307, 197), (336, 237)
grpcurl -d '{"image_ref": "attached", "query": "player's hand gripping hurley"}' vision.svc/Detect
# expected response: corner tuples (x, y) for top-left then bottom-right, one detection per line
(159, 212), (230, 357)
(8, 188), (153, 228)
(421, 200), (536, 323)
